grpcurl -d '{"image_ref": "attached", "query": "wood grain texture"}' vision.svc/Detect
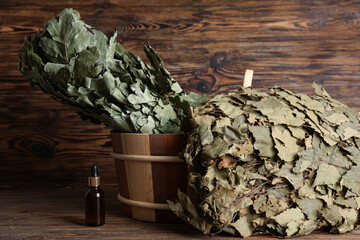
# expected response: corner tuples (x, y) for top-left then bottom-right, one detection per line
(152, 161), (187, 222)
(114, 158), (132, 218)
(2, 1), (360, 238)
(117, 133), (155, 221)
(0, 187), (359, 239)
(1, 0), (360, 190)
(112, 133), (187, 222)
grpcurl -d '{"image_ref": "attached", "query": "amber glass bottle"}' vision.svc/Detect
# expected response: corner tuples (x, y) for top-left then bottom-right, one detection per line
(85, 164), (105, 226)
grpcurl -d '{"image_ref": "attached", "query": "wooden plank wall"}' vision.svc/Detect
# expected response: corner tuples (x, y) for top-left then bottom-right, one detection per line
(1, 0), (360, 188)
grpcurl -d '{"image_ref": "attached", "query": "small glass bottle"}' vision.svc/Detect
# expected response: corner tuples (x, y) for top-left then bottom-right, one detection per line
(85, 164), (105, 226)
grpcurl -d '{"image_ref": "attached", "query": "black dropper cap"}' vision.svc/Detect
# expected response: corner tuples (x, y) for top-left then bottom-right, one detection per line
(91, 164), (98, 177)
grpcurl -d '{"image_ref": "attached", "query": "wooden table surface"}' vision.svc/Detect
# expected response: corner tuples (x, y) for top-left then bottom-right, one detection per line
(2, 0), (360, 239)
(1, 186), (359, 240)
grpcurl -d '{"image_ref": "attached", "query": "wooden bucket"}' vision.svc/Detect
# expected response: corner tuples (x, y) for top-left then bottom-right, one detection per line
(111, 132), (187, 222)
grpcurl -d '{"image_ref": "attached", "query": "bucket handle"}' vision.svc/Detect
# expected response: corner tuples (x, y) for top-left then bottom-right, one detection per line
(111, 152), (184, 163)
(118, 193), (170, 210)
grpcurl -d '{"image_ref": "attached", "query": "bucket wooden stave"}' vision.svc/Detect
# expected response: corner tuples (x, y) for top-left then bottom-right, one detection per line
(111, 132), (187, 222)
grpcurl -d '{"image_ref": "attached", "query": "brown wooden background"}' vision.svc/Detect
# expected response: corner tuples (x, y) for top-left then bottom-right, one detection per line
(1, 0), (360, 189)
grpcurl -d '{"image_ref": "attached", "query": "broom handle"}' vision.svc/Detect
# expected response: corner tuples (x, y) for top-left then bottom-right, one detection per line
(243, 69), (254, 88)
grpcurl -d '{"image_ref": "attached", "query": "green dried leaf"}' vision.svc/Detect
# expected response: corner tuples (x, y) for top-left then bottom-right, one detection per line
(127, 86), (156, 104)
(272, 125), (301, 162)
(252, 96), (305, 126)
(313, 163), (341, 187)
(341, 165), (360, 196)
(274, 163), (303, 189)
(106, 32), (117, 62)
(324, 112), (349, 125)
(73, 46), (102, 83)
(296, 220), (319, 236)
(312, 81), (331, 98)
(40, 8), (91, 63)
(194, 115), (215, 126)
(296, 198), (323, 220)
(223, 125), (242, 144)
(337, 208), (358, 234)
(288, 126), (306, 140)
(334, 196), (358, 209)
(213, 117), (231, 133)
(293, 134), (330, 173)
(216, 101), (244, 118)
(336, 122), (360, 140)
(19, 41), (42, 69)
(320, 205), (342, 226)
(231, 216), (253, 237)
(271, 207), (305, 227)
(198, 124), (213, 146)
(168, 190), (214, 234)
(203, 137), (228, 159)
(249, 125), (275, 158)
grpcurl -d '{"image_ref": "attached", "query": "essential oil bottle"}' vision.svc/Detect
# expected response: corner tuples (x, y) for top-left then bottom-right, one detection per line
(85, 164), (105, 226)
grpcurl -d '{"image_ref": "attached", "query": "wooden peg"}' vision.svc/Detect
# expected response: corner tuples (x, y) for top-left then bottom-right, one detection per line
(243, 69), (254, 88)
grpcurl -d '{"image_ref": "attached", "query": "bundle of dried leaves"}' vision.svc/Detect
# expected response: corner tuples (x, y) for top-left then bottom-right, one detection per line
(169, 83), (360, 238)
(18, 8), (206, 133)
